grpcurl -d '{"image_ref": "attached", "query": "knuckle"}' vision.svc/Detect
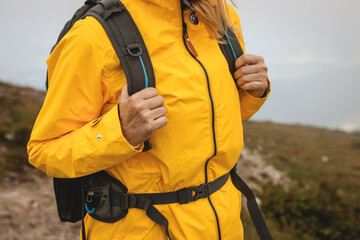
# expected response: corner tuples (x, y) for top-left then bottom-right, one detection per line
(144, 122), (154, 132)
(242, 75), (250, 82)
(133, 101), (145, 112)
(148, 87), (158, 95)
(142, 110), (150, 120)
(243, 54), (250, 62)
(243, 66), (250, 74)
(261, 64), (268, 72)
(241, 83), (249, 90)
(247, 83), (255, 90)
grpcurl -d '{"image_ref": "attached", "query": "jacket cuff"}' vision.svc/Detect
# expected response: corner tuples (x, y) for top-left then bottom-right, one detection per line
(71, 104), (143, 177)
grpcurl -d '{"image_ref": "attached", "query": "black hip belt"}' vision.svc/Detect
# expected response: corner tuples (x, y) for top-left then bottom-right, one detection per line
(83, 171), (230, 239)
(81, 168), (273, 240)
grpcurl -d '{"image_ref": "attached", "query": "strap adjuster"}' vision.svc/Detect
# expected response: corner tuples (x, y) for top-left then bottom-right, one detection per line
(127, 43), (143, 57)
(99, 0), (124, 19)
(189, 183), (209, 201)
(118, 194), (137, 209)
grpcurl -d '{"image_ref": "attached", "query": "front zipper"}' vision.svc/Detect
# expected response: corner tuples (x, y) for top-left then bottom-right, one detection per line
(180, 4), (221, 240)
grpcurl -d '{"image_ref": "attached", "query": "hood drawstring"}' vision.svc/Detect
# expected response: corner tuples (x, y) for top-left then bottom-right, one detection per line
(182, 0), (199, 25)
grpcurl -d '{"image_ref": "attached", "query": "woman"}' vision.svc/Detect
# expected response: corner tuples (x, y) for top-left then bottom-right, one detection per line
(28, 0), (269, 239)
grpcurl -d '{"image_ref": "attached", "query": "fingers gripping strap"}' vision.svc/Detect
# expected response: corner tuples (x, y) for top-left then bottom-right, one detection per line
(230, 169), (273, 240)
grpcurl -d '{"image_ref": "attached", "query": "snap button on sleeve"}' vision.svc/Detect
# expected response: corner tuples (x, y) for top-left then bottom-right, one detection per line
(97, 134), (102, 140)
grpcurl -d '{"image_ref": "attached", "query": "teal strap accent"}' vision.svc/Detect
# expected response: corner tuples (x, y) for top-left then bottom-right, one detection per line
(138, 53), (149, 88)
(222, 26), (237, 60)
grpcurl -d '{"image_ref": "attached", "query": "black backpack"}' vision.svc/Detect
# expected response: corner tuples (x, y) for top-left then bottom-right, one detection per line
(48, 0), (272, 240)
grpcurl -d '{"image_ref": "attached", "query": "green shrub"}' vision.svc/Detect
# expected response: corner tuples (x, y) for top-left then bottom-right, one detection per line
(260, 181), (360, 240)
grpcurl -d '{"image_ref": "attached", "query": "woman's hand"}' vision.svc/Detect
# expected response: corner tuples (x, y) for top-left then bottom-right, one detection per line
(118, 84), (167, 147)
(234, 54), (269, 98)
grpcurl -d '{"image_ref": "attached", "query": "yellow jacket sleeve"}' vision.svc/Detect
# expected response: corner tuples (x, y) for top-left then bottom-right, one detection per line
(27, 18), (142, 178)
(228, 5), (271, 120)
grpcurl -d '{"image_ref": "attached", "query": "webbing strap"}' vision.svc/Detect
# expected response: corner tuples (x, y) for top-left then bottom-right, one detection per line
(134, 196), (172, 240)
(112, 172), (230, 206)
(230, 169), (273, 240)
(218, 26), (244, 79)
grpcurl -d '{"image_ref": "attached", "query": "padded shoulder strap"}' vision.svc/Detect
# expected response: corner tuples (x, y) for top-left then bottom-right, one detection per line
(218, 26), (244, 78)
(84, 0), (155, 95)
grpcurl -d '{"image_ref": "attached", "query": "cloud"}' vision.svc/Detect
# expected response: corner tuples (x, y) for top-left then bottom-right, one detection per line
(289, 53), (360, 68)
(289, 53), (338, 65)
(340, 123), (360, 133)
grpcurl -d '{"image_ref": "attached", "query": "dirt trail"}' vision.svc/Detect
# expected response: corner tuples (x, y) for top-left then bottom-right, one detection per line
(0, 148), (287, 240)
(0, 168), (79, 240)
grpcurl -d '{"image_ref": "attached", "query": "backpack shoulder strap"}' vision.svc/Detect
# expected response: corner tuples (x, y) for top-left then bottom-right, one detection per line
(84, 0), (154, 151)
(218, 26), (244, 78)
(84, 0), (155, 95)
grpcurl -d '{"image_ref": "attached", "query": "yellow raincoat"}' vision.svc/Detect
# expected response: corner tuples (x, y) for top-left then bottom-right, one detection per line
(28, 0), (270, 239)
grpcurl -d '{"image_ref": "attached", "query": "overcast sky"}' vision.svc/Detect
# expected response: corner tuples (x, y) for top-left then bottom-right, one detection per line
(0, 0), (359, 131)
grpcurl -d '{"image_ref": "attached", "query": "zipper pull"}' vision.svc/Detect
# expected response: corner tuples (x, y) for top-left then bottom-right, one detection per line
(183, 23), (198, 57)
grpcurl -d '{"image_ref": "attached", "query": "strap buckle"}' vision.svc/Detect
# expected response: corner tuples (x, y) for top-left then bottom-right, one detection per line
(127, 43), (143, 57)
(189, 183), (209, 201)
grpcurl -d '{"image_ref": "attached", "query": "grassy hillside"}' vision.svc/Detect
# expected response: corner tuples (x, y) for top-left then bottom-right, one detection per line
(1, 81), (359, 239)
(0, 81), (45, 177)
(241, 121), (360, 240)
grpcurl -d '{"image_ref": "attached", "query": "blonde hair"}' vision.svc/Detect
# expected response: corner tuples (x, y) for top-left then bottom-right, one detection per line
(190, 0), (238, 41)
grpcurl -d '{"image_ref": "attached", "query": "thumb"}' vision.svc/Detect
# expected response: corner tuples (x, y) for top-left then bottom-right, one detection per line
(119, 84), (129, 104)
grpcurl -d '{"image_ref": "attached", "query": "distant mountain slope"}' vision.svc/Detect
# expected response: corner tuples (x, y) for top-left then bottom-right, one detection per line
(0, 81), (45, 176)
(242, 120), (360, 196)
(241, 121), (360, 240)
